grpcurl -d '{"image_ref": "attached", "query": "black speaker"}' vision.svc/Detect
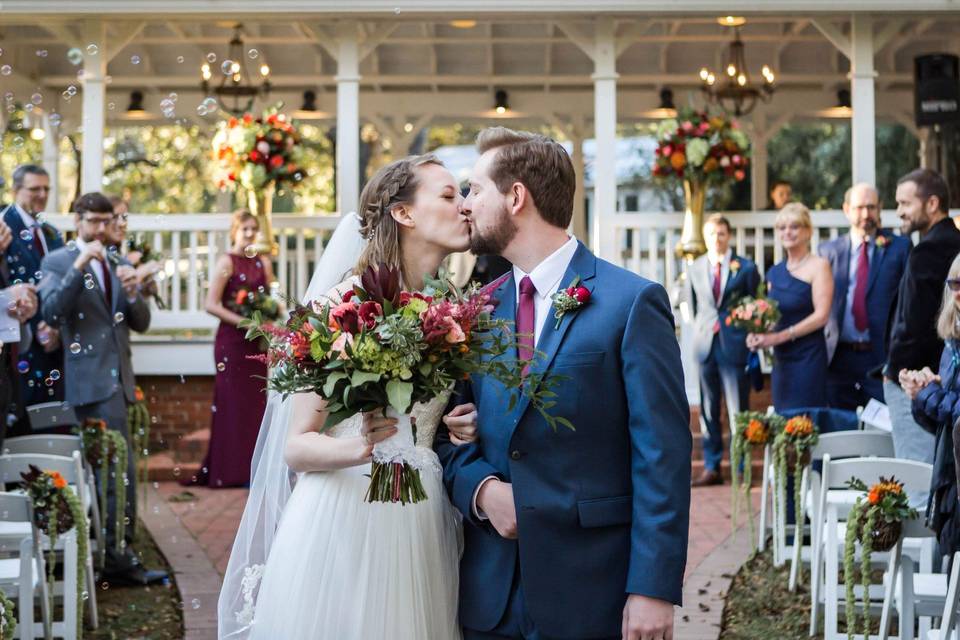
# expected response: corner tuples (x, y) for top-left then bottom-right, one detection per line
(915, 54), (960, 127)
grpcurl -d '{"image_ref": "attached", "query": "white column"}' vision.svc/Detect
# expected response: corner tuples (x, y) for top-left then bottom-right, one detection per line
(41, 114), (60, 213)
(591, 17), (618, 260)
(335, 21), (361, 216)
(81, 19), (106, 194)
(571, 130), (587, 241)
(850, 14), (877, 186)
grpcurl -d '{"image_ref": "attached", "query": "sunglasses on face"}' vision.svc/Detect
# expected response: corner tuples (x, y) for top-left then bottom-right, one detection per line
(947, 279), (960, 292)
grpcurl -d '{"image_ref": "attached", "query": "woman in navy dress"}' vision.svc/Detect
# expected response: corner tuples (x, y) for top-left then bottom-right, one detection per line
(747, 203), (833, 411)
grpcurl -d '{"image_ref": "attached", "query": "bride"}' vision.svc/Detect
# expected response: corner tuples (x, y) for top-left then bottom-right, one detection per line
(218, 154), (478, 639)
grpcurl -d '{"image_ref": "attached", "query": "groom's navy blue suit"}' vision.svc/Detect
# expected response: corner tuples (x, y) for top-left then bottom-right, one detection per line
(437, 242), (691, 639)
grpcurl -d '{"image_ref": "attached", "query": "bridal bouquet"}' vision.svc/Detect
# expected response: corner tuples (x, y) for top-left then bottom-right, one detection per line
(245, 263), (568, 505)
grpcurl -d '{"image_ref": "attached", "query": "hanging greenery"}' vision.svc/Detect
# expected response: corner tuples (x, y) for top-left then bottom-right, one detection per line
(0, 586), (14, 640)
(76, 418), (128, 555)
(772, 415), (820, 554)
(19, 465), (88, 640)
(731, 411), (784, 546)
(842, 476), (917, 639)
(127, 387), (152, 508)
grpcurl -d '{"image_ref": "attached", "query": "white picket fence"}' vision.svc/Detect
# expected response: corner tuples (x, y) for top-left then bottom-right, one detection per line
(40, 209), (949, 374)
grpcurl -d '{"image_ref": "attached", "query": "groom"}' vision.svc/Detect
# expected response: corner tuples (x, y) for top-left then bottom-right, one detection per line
(437, 127), (691, 640)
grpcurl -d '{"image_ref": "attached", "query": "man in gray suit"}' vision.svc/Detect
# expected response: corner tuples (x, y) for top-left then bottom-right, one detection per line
(38, 192), (165, 584)
(683, 214), (761, 486)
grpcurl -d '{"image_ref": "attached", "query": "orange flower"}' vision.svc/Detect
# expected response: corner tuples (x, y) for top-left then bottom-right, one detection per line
(235, 289), (249, 306)
(784, 416), (814, 437)
(868, 487), (882, 505)
(670, 152), (686, 171)
(134, 386), (145, 403)
(703, 157), (719, 173)
(46, 470), (67, 490)
(745, 419), (769, 444)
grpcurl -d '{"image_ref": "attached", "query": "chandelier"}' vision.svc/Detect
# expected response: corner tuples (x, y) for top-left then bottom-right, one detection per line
(200, 24), (272, 116)
(698, 19), (775, 116)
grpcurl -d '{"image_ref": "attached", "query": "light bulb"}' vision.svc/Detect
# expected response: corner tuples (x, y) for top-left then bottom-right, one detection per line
(259, 64), (270, 77)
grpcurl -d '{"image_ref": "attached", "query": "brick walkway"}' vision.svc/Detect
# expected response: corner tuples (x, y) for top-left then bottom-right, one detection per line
(142, 481), (761, 639)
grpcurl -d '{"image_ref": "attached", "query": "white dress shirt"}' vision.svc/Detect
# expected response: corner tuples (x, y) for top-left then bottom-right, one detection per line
(474, 235), (579, 519)
(511, 235), (580, 347)
(15, 205), (49, 255)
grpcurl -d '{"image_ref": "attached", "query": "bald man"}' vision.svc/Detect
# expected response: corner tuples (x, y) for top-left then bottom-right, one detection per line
(818, 183), (911, 410)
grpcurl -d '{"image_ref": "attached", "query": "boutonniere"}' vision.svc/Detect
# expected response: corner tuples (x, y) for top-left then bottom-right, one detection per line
(730, 259), (741, 273)
(551, 276), (591, 329)
(875, 235), (889, 249)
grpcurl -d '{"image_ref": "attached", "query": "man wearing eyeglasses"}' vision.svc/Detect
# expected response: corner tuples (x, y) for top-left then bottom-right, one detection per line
(1, 164), (66, 411)
(818, 183), (911, 411)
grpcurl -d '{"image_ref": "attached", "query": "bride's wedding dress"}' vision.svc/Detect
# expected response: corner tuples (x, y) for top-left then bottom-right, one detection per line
(246, 393), (463, 640)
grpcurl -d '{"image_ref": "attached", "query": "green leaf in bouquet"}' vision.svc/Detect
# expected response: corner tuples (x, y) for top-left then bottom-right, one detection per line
(323, 407), (357, 431)
(386, 379), (413, 414)
(418, 361), (434, 376)
(323, 372), (348, 398)
(324, 359), (346, 370)
(351, 370), (382, 387)
(310, 336), (326, 362)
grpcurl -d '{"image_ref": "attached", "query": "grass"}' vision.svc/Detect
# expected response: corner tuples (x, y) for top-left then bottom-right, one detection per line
(85, 519), (184, 640)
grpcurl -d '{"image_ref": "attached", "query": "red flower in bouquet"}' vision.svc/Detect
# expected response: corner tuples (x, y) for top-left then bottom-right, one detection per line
(358, 300), (383, 330)
(328, 300), (361, 334)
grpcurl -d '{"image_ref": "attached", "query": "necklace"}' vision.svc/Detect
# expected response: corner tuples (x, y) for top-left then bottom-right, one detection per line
(787, 253), (810, 272)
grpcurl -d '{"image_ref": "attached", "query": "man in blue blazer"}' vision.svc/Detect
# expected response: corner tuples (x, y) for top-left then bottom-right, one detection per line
(817, 183), (910, 410)
(437, 127), (691, 640)
(2, 164), (66, 410)
(683, 214), (761, 486)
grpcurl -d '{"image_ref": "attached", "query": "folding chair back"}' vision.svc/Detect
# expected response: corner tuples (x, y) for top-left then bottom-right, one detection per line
(3, 434), (83, 459)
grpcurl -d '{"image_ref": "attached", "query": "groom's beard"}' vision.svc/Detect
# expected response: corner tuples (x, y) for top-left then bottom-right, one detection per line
(469, 205), (518, 256)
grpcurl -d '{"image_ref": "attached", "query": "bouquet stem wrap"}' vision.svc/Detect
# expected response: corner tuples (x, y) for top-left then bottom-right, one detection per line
(365, 408), (431, 504)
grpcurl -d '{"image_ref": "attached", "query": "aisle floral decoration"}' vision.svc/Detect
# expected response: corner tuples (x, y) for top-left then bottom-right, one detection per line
(127, 386), (151, 507)
(843, 476), (917, 639)
(245, 263), (567, 504)
(0, 587), (14, 640)
(771, 415), (819, 556)
(20, 465), (88, 639)
(76, 418), (128, 554)
(731, 411), (785, 546)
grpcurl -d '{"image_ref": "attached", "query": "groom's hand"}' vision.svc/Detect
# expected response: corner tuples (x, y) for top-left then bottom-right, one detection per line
(476, 479), (517, 539)
(443, 403), (478, 445)
(622, 594), (674, 640)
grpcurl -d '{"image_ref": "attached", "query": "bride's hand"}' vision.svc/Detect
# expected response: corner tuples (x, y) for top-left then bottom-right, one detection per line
(358, 411), (399, 457)
(443, 403), (478, 446)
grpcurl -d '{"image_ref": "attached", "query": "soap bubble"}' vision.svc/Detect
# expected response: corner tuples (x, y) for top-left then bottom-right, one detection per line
(130, 55), (141, 65)
(67, 48), (83, 65)
(0, 66), (11, 76)
(206, 52), (217, 63)
(86, 44), (99, 55)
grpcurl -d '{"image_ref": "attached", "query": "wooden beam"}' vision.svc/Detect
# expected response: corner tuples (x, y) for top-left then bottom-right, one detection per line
(302, 22), (337, 60)
(873, 19), (905, 52)
(812, 19), (852, 59)
(105, 21), (147, 63)
(359, 22), (397, 61)
(555, 20), (594, 60)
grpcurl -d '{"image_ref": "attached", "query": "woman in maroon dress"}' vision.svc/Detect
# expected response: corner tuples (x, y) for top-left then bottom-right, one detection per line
(189, 210), (276, 487)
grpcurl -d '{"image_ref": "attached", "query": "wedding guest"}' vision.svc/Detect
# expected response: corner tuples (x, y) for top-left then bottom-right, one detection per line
(747, 203), (833, 410)
(884, 168), (960, 463)
(766, 179), (793, 211)
(185, 209), (274, 487)
(2, 164), (65, 410)
(818, 183), (910, 410)
(901, 253), (960, 555)
(38, 192), (166, 585)
(684, 214), (760, 486)
(108, 195), (128, 217)
(0, 218), (39, 445)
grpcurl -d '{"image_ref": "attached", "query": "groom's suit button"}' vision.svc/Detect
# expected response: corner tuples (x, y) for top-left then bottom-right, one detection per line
(510, 450), (522, 460)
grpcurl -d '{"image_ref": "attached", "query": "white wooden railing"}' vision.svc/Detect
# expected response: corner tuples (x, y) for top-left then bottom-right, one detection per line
(42, 209), (958, 375)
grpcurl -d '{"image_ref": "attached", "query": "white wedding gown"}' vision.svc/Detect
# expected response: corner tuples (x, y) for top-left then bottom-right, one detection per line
(246, 394), (463, 640)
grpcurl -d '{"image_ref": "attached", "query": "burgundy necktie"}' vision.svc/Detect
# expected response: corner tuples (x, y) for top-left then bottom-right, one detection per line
(852, 241), (870, 332)
(712, 261), (722, 304)
(517, 276), (536, 373)
(32, 225), (45, 258)
(96, 257), (113, 307)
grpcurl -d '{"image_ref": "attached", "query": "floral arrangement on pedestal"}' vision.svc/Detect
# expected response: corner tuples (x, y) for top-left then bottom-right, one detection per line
(0, 587), (14, 640)
(771, 415), (819, 555)
(76, 418), (128, 556)
(245, 263), (567, 504)
(652, 108), (750, 259)
(843, 477), (917, 639)
(20, 465), (88, 639)
(731, 411), (785, 545)
(127, 387), (151, 507)
(211, 106), (307, 254)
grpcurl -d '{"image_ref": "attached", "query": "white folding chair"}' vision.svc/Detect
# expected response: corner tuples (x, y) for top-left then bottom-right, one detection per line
(0, 492), (52, 640)
(3, 437), (100, 628)
(0, 453), (95, 640)
(878, 517), (939, 640)
(24, 402), (78, 434)
(925, 552), (960, 640)
(814, 457), (933, 640)
(794, 431), (895, 592)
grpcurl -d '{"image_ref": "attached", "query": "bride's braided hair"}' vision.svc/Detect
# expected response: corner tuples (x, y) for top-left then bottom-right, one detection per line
(353, 153), (443, 280)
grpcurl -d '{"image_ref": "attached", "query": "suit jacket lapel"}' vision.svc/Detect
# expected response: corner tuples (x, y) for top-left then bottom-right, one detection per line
(866, 235), (889, 295)
(109, 261), (122, 313)
(719, 255), (740, 307)
(509, 242), (596, 424)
